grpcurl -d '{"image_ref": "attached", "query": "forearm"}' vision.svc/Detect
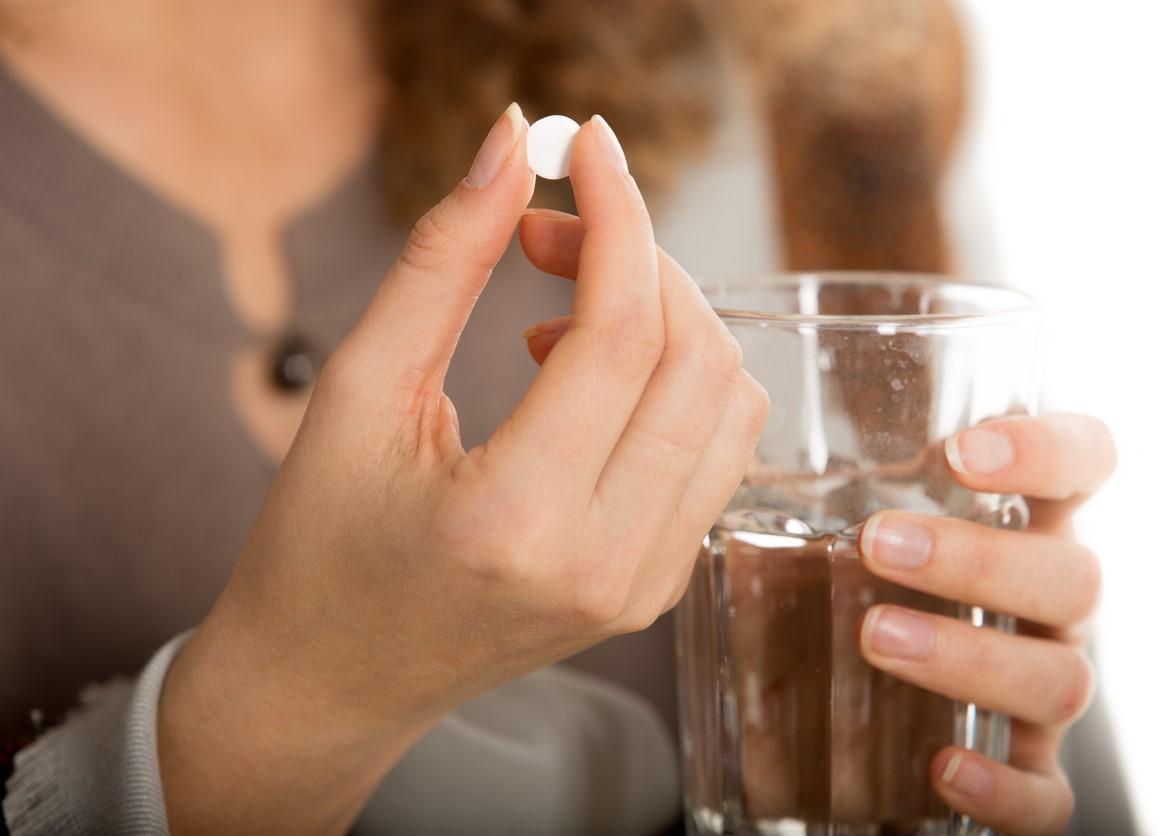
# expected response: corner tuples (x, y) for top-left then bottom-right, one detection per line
(157, 588), (431, 836)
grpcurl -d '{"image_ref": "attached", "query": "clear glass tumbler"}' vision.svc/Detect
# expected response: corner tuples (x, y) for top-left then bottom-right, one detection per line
(676, 274), (1038, 836)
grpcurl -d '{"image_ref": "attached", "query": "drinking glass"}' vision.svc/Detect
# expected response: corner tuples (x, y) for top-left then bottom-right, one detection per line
(676, 273), (1038, 836)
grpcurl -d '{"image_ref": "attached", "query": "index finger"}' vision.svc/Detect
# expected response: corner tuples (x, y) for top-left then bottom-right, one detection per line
(945, 413), (1116, 501)
(481, 117), (664, 494)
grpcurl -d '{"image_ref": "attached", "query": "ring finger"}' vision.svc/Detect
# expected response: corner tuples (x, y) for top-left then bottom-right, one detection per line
(859, 605), (1095, 727)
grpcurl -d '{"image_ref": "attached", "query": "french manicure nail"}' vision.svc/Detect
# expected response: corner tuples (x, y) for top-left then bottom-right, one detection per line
(467, 102), (524, 189)
(590, 114), (629, 173)
(523, 208), (577, 220)
(946, 429), (1014, 476)
(863, 606), (936, 659)
(522, 319), (571, 339)
(941, 752), (993, 796)
(862, 514), (933, 570)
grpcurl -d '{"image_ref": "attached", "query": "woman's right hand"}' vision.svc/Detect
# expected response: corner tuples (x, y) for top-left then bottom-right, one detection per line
(158, 106), (768, 835)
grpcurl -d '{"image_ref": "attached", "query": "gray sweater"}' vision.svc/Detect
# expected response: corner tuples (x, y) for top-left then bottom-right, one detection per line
(0, 59), (1136, 835)
(0, 57), (686, 835)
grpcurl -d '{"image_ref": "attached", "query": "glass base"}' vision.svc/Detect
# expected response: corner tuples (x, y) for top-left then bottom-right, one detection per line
(688, 806), (989, 836)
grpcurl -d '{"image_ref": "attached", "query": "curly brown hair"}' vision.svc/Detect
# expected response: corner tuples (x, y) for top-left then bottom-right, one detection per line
(372, 0), (719, 220)
(1, 0), (967, 269)
(718, 0), (967, 271)
(373, 0), (967, 275)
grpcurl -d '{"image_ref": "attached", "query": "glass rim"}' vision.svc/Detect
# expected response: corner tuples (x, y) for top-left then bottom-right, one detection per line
(699, 272), (1035, 331)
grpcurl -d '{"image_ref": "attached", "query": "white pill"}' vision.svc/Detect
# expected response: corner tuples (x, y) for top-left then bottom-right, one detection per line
(527, 115), (580, 180)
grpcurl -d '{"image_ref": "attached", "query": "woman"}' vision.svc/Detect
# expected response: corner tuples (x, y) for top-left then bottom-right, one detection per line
(0, 1), (1119, 834)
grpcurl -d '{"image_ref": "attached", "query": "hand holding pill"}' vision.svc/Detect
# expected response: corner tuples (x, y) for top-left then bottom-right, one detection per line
(161, 102), (767, 834)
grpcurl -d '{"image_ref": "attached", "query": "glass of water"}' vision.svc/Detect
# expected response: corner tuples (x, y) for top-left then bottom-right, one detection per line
(676, 273), (1038, 836)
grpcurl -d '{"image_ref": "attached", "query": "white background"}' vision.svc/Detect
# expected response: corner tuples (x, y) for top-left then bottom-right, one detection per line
(957, 4), (1166, 831)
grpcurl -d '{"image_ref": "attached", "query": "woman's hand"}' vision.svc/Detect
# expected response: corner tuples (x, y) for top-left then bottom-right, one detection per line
(857, 413), (1116, 834)
(157, 106), (767, 835)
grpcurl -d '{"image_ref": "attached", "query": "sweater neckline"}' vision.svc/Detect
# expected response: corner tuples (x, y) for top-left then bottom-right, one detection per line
(0, 60), (394, 338)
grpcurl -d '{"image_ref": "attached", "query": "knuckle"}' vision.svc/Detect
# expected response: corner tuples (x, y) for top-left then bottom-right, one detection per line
(956, 530), (995, 594)
(703, 330), (744, 380)
(470, 543), (536, 586)
(723, 332), (745, 371)
(671, 328), (741, 389)
(658, 563), (697, 616)
(461, 523), (546, 588)
(400, 209), (460, 272)
(1046, 769), (1077, 833)
(1032, 429), (1077, 500)
(617, 598), (661, 634)
(663, 574), (691, 613)
(438, 517), (503, 576)
(319, 340), (442, 422)
(740, 373), (771, 435)
(1069, 545), (1103, 624)
(594, 208), (653, 242)
(1010, 418), (1071, 497)
(440, 478), (542, 584)
(961, 627), (993, 672)
(1056, 649), (1096, 724)
(567, 571), (628, 628)
(596, 305), (665, 369)
(1088, 415), (1119, 479)
(1041, 413), (1118, 499)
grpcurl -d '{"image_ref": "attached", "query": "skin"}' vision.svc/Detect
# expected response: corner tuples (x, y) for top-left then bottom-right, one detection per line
(157, 113), (769, 834)
(1, 0), (383, 456)
(2, 2), (1115, 833)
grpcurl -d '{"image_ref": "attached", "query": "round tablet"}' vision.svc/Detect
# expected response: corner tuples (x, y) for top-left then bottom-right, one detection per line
(527, 115), (580, 180)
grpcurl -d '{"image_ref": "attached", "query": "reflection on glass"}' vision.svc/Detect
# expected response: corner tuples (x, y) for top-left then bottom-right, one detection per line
(677, 275), (1036, 836)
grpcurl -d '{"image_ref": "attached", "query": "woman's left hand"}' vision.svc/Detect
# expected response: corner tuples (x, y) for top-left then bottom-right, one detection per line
(858, 413), (1116, 834)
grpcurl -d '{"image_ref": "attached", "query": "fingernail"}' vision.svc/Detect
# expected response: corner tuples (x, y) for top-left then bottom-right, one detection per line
(467, 102), (524, 188)
(522, 319), (570, 339)
(941, 752), (993, 796)
(590, 114), (628, 173)
(946, 429), (1014, 476)
(862, 606), (936, 659)
(523, 208), (577, 220)
(862, 513), (933, 570)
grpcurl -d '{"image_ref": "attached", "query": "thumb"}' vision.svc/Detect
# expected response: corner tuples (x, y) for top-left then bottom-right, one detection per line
(343, 103), (534, 389)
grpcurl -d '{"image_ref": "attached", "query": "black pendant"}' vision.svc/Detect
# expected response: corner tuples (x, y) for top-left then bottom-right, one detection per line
(270, 333), (322, 392)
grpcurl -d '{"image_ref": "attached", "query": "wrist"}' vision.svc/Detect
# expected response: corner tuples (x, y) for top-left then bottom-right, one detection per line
(157, 580), (432, 835)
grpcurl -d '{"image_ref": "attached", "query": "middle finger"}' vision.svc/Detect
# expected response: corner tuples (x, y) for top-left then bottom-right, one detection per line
(487, 119), (662, 496)
(520, 210), (758, 526)
(859, 605), (1095, 727)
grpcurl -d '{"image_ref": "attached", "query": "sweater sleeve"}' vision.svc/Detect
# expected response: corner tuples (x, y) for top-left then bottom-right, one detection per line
(2, 634), (186, 835)
(4, 636), (679, 836)
(354, 665), (680, 836)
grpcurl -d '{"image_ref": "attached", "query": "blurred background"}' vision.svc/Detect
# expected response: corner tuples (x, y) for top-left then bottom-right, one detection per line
(570, 0), (1166, 827)
(956, 5), (1165, 832)
(2, 0), (1162, 832)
